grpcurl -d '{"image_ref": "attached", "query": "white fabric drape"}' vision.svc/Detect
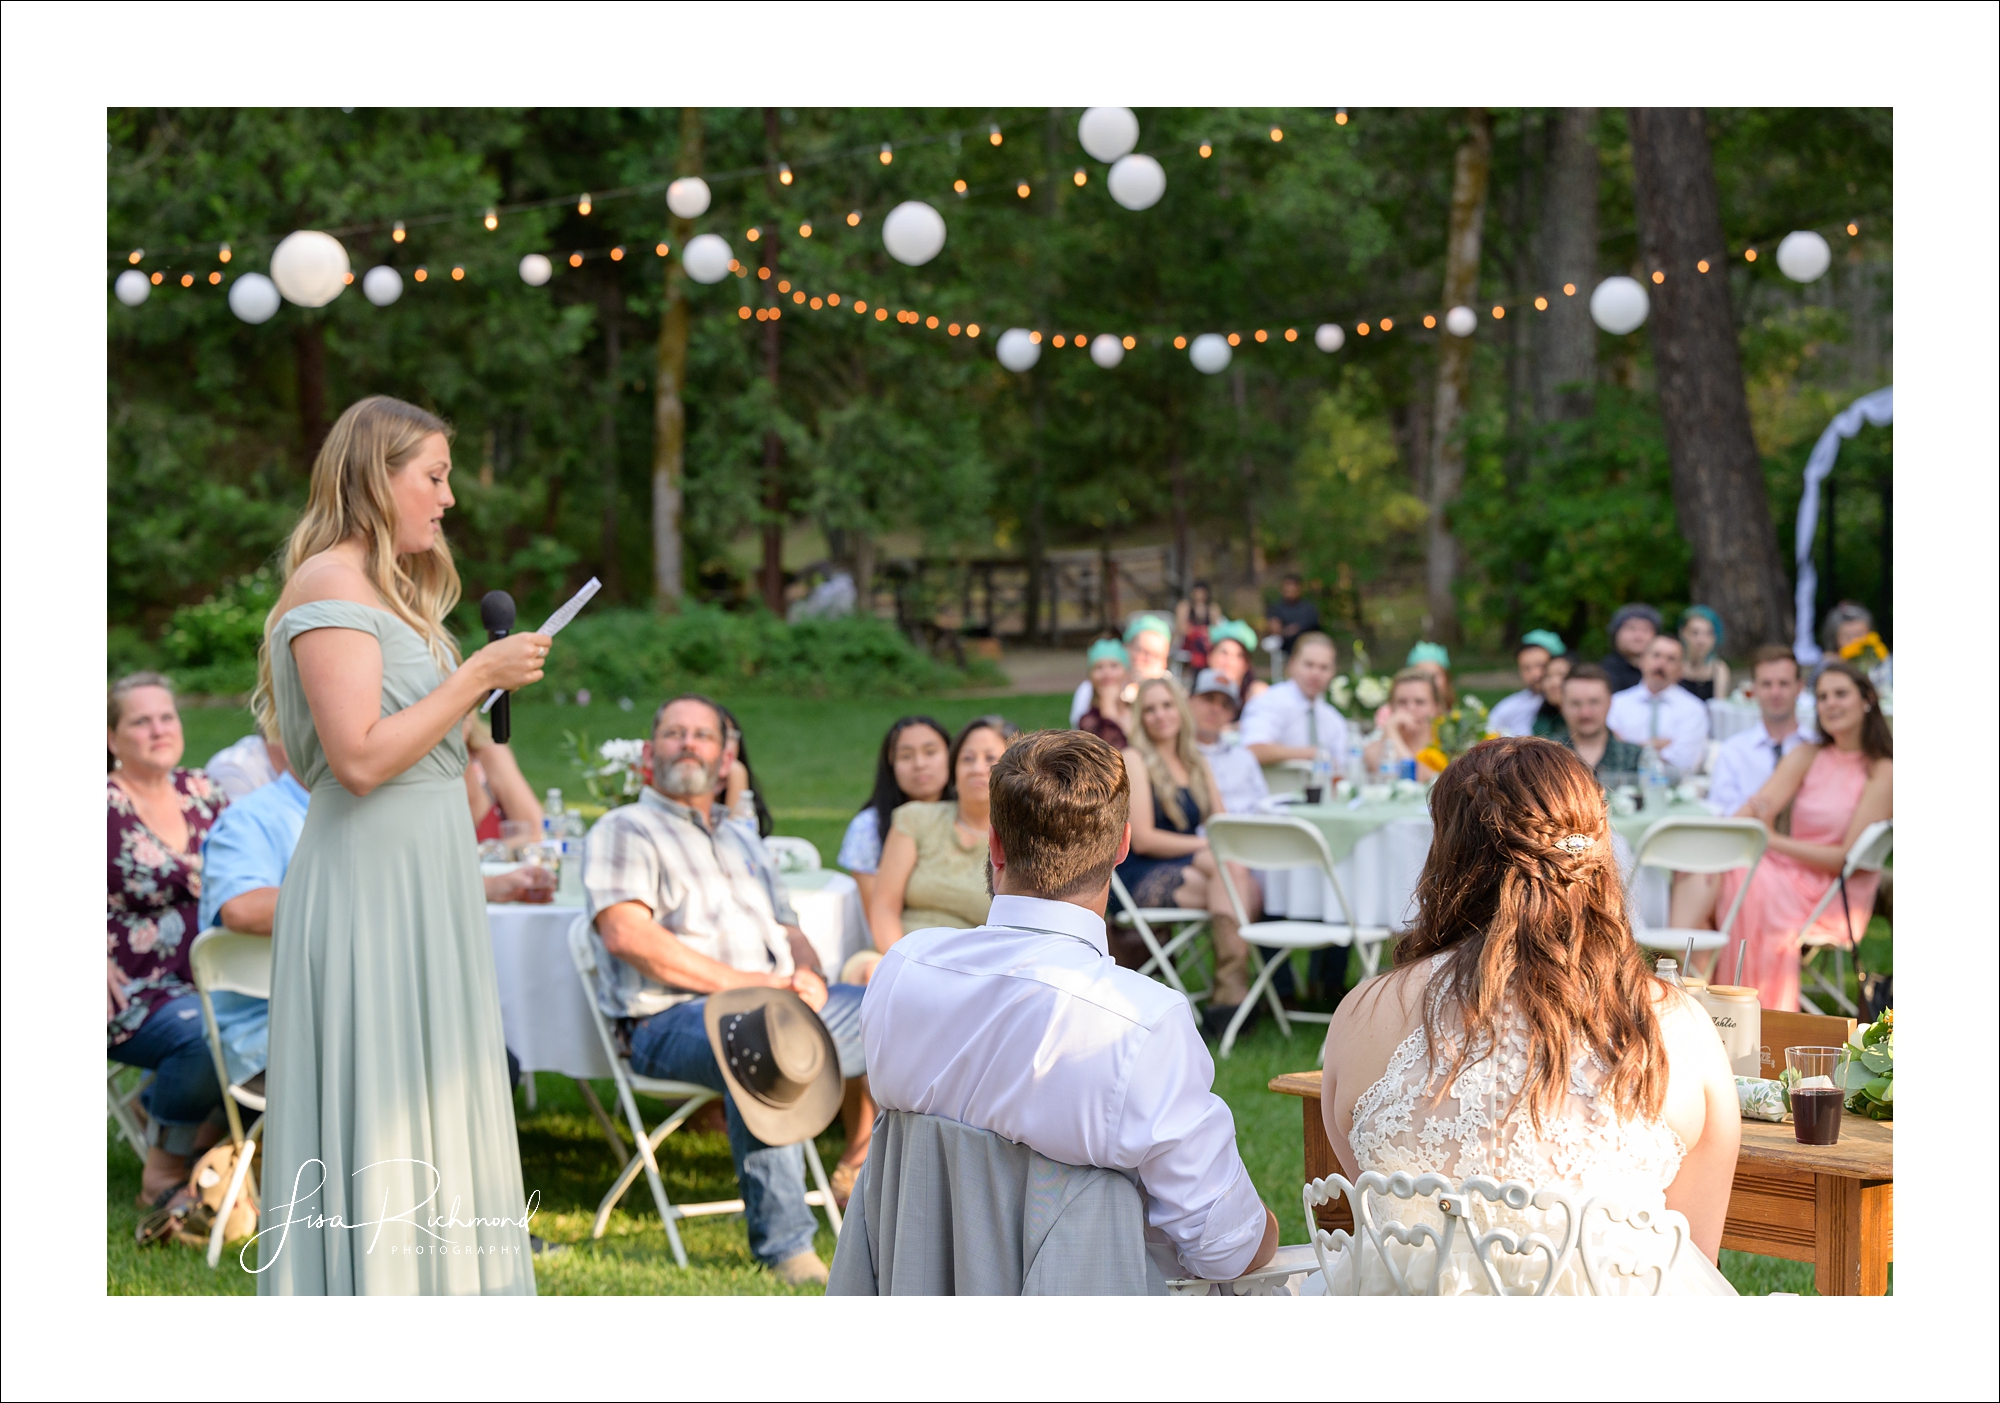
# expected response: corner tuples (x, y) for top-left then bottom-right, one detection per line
(1793, 386), (1893, 664)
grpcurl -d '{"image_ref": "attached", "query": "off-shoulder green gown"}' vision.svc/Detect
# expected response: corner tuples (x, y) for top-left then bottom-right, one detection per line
(258, 600), (535, 1294)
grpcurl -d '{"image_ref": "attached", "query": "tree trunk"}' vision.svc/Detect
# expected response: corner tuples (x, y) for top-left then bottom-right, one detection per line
(295, 318), (327, 467)
(759, 107), (786, 617)
(1424, 109), (1493, 644)
(598, 291), (623, 598)
(1537, 107), (1599, 422)
(1168, 438), (1189, 598)
(651, 107), (700, 605)
(1630, 107), (1792, 648)
(1232, 366), (1259, 587)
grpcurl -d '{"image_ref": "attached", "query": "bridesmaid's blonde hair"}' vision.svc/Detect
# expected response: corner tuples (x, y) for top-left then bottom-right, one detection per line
(1128, 676), (1216, 830)
(253, 397), (463, 737)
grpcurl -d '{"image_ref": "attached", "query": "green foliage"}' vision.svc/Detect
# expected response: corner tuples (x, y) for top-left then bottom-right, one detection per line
(1288, 378), (1428, 622)
(145, 567), (282, 695)
(510, 605), (1001, 705)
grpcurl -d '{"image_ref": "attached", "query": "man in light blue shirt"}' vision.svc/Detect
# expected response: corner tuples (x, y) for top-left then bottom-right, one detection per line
(196, 735), (309, 1087)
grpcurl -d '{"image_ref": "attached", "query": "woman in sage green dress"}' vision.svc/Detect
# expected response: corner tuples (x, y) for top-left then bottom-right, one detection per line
(252, 396), (551, 1295)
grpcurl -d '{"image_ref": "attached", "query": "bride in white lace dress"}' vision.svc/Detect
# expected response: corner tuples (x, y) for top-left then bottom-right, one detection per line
(1319, 737), (1740, 1294)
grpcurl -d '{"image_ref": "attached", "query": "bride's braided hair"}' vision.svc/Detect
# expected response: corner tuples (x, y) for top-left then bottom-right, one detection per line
(1396, 737), (1667, 1126)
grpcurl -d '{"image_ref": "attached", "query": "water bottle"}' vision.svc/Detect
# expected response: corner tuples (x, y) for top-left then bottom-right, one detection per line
(1638, 745), (1670, 811)
(1655, 957), (1683, 990)
(1307, 748), (1332, 805)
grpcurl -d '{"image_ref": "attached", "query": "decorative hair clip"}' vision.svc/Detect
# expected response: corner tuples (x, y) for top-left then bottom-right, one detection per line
(1555, 834), (1592, 856)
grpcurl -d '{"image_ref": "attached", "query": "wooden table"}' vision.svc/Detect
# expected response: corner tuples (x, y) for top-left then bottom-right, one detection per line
(1270, 1071), (1893, 1295)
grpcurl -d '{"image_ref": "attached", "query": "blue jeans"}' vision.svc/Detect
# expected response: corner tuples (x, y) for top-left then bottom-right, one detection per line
(110, 993), (224, 1156)
(627, 983), (866, 1267)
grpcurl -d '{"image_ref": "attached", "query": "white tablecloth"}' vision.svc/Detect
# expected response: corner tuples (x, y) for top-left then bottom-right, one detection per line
(485, 869), (868, 1081)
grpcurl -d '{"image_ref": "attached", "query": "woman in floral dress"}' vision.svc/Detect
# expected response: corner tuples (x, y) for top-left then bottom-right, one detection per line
(108, 672), (228, 1207)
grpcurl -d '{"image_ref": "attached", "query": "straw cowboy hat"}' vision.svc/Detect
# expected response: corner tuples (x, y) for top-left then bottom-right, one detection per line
(703, 987), (843, 1145)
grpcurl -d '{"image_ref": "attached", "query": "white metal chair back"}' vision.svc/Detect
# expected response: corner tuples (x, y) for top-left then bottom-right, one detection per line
(1204, 813), (1359, 932)
(1305, 1171), (1686, 1296)
(565, 915), (842, 1264)
(1260, 761), (1310, 799)
(762, 835), (822, 874)
(107, 1065), (151, 1161)
(1796, 820), (1893, 1016)
(1108, 870), (1209, 1005)
(188, 928), (275, 1270)
(1633, 817), (1768, 939)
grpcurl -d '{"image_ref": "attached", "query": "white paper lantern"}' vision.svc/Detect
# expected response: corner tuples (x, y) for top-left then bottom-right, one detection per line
(1313, 323), (1345, 353)
(517, 254), (552, 287)
(269, 230), (350, 307)
(1090, 334), (1126, 369)
(1077, 106), (1139, 163)
(666, 176), (712, 219)
(1444, 305), (1478, 338)
(882, 200), (946, 267)
(1189, 333), (1232, 375)
(1589, 275), (1650, 335)
(113, 269), (151, 307)
(681, 233), (733, 285)
(1107, 154), (1166, 211)
(996, 328), (1041, 373)
(227, 272), (281, 324)
(1776, 230), (1831, 283)
(361, 265), (403, 307)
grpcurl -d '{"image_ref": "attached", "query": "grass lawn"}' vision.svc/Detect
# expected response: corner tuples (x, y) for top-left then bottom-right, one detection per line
(137, 693), (1846, 1296)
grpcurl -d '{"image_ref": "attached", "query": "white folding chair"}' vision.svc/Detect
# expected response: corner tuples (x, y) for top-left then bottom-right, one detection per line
(1305, 1171), (1689, 1296)
(1204, 814), (1393, 1059)
(189, 929), (273, 1268)
(107, 1063), (151, 1161)
(1109, 871), (1211, 1005)
(762, 835), (822, 874)
(566, 916), (841, 1267)
(1259, 760), (1312, 800)
(1629, 818), (1768, 977)
(1798, 820), (1893, 1017)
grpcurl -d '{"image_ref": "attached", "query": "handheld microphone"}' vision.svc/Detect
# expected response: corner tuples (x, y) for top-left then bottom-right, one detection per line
(479, 590), (517, 744)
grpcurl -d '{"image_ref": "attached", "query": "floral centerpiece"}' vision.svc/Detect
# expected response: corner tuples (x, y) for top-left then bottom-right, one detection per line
(1327, 643), (1392, 721)
(568, 731), (647, 807)
(1417, 693), (1490, 775)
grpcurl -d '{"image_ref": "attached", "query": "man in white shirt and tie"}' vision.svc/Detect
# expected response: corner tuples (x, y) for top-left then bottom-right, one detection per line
(1607, 634), (1710, 776)
(859, 729), (1280, 1284)
(1240, 631), (1348, 769)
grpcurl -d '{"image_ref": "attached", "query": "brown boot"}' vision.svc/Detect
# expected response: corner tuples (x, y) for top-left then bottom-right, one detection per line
(1209, 913), (1250, 1008)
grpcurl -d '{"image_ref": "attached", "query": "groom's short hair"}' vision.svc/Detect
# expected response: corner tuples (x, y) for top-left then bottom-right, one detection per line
(989, 730), (1130, 899)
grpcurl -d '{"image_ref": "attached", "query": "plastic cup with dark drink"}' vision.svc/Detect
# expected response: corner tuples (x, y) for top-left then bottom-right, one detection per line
(1787, 1046), (1845, 1146)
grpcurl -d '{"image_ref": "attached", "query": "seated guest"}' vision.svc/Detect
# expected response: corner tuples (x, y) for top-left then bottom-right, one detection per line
(1404, 641), (1456, 712)
(204, 732), (280, 798)
(1124, 613), (1174, 684)
(1204, 619), (1268, 706)
(107, 673), (227, 1211)
(1825, 600), (1893, 694)
(583, 694), (869, 1286)
(1175, 580), (1221, 671)
(858, 730), (1281, 1283)
(1072, 638), (1133, 747)
(1530, 653), (1572, 738)
(1117, 678), (1256, 1025)
(865, 716), (1019, 962)
(1677, 606), (1731, 702)
(1487, 630), (1565, 736)
(1364, 668), (1444, 780)
(1241, 631), (1348, 767)
(1608, 635), (1710, 776)
(1668, 645), (1812, 931)
(1560, 665), (1647, 779)
(463, 715), (544, 844)
(1264, 573), (1320, 661)
(1601, 603), (1661, 693)
(1190, 669), (1269, 815)
(1708, 662), (1892, 1012)
(838, 716), (952, 913)
(1318, 737), (1739, 1291)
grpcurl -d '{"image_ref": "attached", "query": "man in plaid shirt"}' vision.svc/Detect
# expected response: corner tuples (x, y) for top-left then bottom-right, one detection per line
(583, 694), (866, 1286)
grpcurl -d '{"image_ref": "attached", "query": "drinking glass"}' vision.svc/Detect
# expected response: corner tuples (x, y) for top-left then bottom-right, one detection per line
(499, 818), (538, 860)
(1786, 1046), (1845, 1145)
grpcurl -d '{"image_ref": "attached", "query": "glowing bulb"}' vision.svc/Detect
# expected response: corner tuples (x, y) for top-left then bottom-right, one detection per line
(1846, 222), (1859, 236)
(1563, 283), (1576, 295)
(770, 306), (781, 320)
(854, 299), (866, 313)
(217, 245), (230, 263)
(1423, 314), (1437, 328)
(1270, 127), (1283, 141)
(966, 324), (979, 337)
(1073, 333), (1085, 346)
(610, 247), (624, 261)
(128, 249), (143, 264)
(1073, 168), (1087, 187)
(1029, 331), (1042, 344)
(1052, 335), (1066, 348)
(657, 242), (669, 256)
(778, 279), (791, 293)
(954, 179), (968, 194)
(796, 291), (807, 305)
(1745, 249), (1757, 262)
(846, 210), (861, 227)
(926, 315), (939, 328)
(1198, 140), (1212, 158)
(811, 297), (823, 310)
(875, 307), (887, 320)
(1382, 318), (1394, 331)
(827, 293), (841, 306)
(484, 208), (498, 230)
(414, 267), (428, 282)
(150, 271), (163, 284)
(728, 259), (741, 273)
(758, 266), (770, 280)
(393, 221), (406, 243)
(1226, 332), (1240, 346)
(1122, 335), (1136, 349)
(1534, 296), (1549, 309)
(948, 322), (961, 335)
(1650, 271), (1664, 284)
(756, 308), (768, 321)
(452, 265), (465, 280)
(1491, 306), (1504, 318)
(578, 193), (592, 216)
(739, 306), (752, 320)
(1254, 329), (1267, 343)
(988, 125), (1003, 146)
(1335, 109), (1349, 125)
(1174, 335), (1187, 348)
(208, 271), (222, 285)
(746, 227), (761, 242)
(1283, 327), (1297, 342)
(1016, 181), (1031, 198)
(778, 162), (793, 186)
(1357, 322), (1370, 336)
(799, 222), (812, 238)
(569, 253), (583, 267)
(180, 273), (194, 287)
(879, 143), (893, 164)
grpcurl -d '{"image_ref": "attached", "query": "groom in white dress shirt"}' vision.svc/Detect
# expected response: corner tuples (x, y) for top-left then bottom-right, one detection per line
(1608, 634), (1710, 775)
(860, 729), (1279, 1283)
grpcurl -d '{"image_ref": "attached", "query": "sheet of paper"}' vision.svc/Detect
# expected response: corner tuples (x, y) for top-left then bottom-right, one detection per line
(481, 577), (601, 713)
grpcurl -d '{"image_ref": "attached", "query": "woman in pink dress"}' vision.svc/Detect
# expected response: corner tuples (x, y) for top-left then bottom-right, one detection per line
(1714, 661), (1892, 1010)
